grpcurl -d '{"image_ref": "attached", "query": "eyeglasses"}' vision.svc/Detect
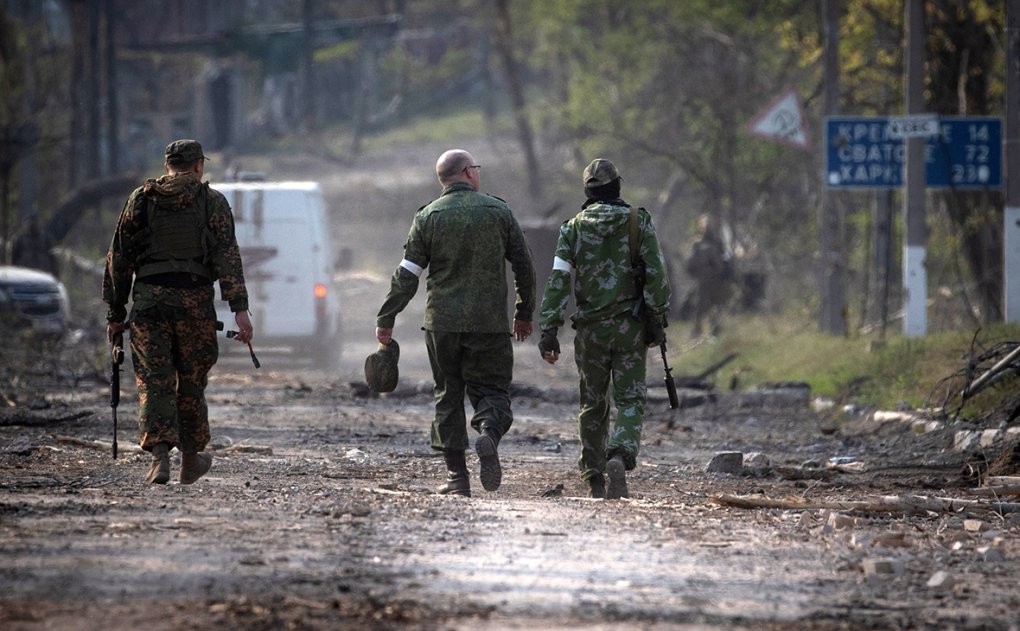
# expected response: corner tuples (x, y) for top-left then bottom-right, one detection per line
(464, 164), (482, 173)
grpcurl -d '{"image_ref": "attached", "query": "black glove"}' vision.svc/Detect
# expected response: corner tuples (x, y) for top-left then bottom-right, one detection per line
(644, 314), (666, 347)
(538, 329), (560, 356)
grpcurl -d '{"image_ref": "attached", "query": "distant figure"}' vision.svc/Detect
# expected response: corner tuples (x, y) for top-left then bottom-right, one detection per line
(12, 215), (59, 276)
(684, 215), (733, 337)
(374, 148), (536, 498)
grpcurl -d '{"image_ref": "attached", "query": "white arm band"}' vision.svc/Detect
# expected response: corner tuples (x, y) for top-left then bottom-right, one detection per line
(552, 256), (573, 273)
(400, 259), (425, 277)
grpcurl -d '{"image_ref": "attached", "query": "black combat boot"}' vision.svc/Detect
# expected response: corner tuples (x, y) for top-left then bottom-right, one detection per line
(437, 449), (470, 497)
(587, 473), (606, 499)
(606, 454), (629, 499)
(145, 443), (170, 484)
(475, 426), (502, 492)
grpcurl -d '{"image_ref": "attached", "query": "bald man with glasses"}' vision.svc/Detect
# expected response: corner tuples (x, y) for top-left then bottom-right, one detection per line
(375, 149), (536, 497)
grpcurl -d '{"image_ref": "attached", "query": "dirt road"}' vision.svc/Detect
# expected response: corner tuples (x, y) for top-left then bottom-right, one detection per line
(2, 329), (1019, 631)
(3, 141), (1018, 630)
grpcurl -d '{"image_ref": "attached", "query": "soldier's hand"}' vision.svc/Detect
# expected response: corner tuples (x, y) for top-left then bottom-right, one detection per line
(538, 329), (560, 364)
(106, 320), (126, 344)
(376, 327), (393, 345)
(233, 311), (254, 343)
(644, 314), (666, 348)
(513, 319), (533, 342)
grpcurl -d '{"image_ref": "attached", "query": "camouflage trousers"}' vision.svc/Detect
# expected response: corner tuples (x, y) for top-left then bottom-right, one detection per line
(573, 314), (647, 482)
(424, 330), (514, 451)
(128, 284), (219, 453)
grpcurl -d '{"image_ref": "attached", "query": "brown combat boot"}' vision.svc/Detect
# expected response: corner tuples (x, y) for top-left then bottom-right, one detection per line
(179, 451), (212, 484)
(145, 443), (170, 485)
(436, 449), (470, 497)
(606, 454), (629, 499)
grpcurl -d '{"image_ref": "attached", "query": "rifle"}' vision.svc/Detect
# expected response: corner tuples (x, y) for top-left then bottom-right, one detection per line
(110, 331), (124, 459)
(628, 207), (678, 409)
(660, 339), (680, 410)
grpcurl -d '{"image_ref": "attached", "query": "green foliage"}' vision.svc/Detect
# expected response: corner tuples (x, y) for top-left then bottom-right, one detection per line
(840, 0), (902, 112)
(678, 313), (1020, 414)
(315, 40), (359, 63)
(361, 107), (502, 147)
(509, 0), (823, 311)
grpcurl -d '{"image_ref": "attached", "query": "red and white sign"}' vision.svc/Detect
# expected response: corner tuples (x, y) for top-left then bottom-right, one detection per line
(747, 88), (809, 150)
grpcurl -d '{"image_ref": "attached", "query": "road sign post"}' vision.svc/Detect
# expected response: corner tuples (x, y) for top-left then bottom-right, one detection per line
(887, 114), (939, 140)
(825, 114), (1003, 337)
(825, 116), (1002, 189)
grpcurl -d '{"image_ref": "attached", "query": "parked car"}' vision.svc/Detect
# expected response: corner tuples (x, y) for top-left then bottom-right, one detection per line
(0, 265), (71, 338)
(212, 179), (343, 368)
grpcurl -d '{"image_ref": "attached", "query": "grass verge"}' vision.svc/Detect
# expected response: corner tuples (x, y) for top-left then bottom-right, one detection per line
(673, 314), (1020, 414)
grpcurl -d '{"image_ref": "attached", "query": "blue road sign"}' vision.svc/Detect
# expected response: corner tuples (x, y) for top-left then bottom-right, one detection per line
(825, 116), (1002, 189)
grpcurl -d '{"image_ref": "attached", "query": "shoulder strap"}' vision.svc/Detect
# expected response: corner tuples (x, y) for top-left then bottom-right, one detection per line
(628, 206), (640, 265)
(199, 181), (211, 226)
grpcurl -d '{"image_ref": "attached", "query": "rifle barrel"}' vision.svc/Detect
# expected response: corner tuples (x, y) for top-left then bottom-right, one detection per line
(660, 341), (680, 409)
(111, 333), (123, 459)
(111, 365), (119, 459)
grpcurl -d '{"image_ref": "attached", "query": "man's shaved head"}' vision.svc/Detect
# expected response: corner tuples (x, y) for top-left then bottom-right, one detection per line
(436, 149), (475, 185)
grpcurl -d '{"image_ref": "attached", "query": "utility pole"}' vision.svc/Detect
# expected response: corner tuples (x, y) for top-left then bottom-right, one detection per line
(902, 0), (927, 336)
(1006, 0), (1020, 322)
(820, 0), (846, 335)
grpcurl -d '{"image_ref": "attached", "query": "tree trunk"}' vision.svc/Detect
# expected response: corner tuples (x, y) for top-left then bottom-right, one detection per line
(44, 174), (140, 244)
(944, 191), (1003, 322)
(493, 0), (541, 198)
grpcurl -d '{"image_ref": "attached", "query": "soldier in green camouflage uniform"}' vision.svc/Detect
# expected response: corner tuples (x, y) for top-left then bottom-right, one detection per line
(538, 159), (671, 499)
(375, 149), (536, 497)
(103, 139), (252, 485)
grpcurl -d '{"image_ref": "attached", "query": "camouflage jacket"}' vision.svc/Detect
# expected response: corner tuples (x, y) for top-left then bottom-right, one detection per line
(103, 172), (249, 323)
(376, 182), (536, 333)
(539, 200), (670, 331)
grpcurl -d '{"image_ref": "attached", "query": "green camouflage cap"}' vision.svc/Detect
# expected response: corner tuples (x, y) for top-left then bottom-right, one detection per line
(583, 158), (620, 188)
(364, 339), (400, 393)
(164, 139), (208, 165)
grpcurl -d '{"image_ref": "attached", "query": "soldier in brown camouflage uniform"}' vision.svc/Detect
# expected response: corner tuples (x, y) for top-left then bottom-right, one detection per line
(103, 139), (252, 485)
(375, 149), (536, 497)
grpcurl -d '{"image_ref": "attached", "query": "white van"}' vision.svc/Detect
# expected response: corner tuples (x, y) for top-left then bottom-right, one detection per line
(212, 180), (342, 367)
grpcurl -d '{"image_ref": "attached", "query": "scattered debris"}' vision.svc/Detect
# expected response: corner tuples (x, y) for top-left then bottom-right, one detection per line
(712, 493), (1020, 516)
(927, 335), (1019, 422)
(861, 557), (904, 577)
(3, 436), (38, 455)
(540, 483), (565, 497)
(50, 434), (142, 454)
(0, 410), (94, 427)
(827, 457), (868, 474)
(221, 444), (274, 455)
(926, 570), (955, 589)
(706, 451), (743, 474)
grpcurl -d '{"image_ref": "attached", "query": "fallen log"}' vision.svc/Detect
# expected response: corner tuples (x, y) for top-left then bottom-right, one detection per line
(987, 476), (1020, 486)
(711, 493), (1020, 516)
(50, 434), (142, 454)
(0, 411), (94, 427)
(967, 486), (1020, 497)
